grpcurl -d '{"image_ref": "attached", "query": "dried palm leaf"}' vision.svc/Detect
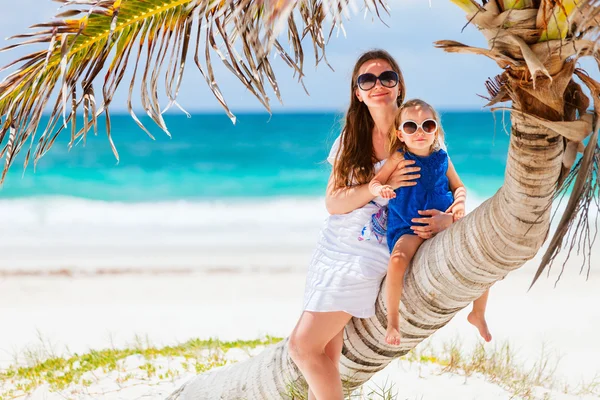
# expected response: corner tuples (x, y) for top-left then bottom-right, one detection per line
(442, 0), (600, 285)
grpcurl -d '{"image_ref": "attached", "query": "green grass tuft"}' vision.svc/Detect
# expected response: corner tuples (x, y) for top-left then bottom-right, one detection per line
(2, 336), (599, 400)
(0, 336), (282, 398)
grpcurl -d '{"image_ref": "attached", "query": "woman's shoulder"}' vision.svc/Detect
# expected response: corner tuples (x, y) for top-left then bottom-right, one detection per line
(327, 136), (342, 166)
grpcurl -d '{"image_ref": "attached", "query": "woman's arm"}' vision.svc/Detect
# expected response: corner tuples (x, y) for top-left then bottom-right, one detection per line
(446, 158), (466, 220)
(326, 155), (421, 215)
(325, 173), (376, 215)
(410, 209), (454, 239)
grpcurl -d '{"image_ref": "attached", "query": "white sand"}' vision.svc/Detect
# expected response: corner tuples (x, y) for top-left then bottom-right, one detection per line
(1, 254), (600, 399)
(5, 351), (589, 400)
(9, 353), (594, 400)
(0, 272), (306, 366)
(1, 197), (599, 398)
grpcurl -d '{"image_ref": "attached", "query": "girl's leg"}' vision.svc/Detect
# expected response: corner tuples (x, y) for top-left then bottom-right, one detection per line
(386, 234), (424, 346)
(289, 311), (351, 400)
(467, 288), (492, 342)
(308, 329), (345, 400)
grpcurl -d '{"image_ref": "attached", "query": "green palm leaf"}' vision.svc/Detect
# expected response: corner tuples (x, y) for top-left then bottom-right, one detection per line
(0, 0), (388, 182)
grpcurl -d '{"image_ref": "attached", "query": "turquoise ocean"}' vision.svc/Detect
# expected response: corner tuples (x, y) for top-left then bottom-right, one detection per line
(1, 111), (509, 201)
(0, 111), (513, 271)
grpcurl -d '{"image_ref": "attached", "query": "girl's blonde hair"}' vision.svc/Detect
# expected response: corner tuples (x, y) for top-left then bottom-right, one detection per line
(387, 98), (446, 155)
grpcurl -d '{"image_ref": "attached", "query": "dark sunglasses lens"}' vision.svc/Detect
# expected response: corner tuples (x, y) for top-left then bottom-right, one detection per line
(423, 120), (437, 133)
(357, 73), (377, 90)
(379, 71), (399, 88)
(402, 121), (418, 134)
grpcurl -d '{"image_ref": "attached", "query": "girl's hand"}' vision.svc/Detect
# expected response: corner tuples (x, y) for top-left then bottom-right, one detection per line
(410, 209), (453, 239)
(387, 159), (421, 190)
(446, 201), (466, 221)
(379, 185), (396, 199)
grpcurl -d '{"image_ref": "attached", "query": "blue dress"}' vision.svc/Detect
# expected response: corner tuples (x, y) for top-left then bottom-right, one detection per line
(386, 149), (454, 253)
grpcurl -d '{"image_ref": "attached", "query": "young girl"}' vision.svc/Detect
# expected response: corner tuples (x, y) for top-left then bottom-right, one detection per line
(369, 99), (491, 345)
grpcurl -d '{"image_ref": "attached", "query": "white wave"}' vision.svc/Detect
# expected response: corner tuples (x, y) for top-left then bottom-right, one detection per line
(0, 196), (328, 230)
(0, 190), (490, 230)
(0, 196), (331, 271)
(1, 190), (595, 272)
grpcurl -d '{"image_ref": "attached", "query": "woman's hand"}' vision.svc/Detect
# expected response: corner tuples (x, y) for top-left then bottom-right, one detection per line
(410, 209), (453, 239)
(387, 159), (421, 190)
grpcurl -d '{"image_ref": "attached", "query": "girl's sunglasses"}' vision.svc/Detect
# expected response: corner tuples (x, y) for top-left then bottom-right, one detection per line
(399, 119), (438, 135)
(356, 71), (399, 91)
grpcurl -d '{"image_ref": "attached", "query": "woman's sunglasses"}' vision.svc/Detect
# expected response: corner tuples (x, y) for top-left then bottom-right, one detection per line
(399, 119), (438, 135)
(356, 71), (399, 91)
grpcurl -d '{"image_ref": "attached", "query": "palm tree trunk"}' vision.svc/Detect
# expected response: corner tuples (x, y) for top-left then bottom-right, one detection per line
(168, 111), (564, 399)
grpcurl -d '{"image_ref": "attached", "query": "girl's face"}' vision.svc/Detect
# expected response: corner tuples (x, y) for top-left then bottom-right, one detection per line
(354, 59), (400, 108)
(397, 106), (438, 155)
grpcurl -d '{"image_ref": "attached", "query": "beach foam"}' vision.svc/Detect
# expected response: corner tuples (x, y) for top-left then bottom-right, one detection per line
(0, 191), (501, 272)
(0, 196), (328, 272)
(2, 189), (595, 274)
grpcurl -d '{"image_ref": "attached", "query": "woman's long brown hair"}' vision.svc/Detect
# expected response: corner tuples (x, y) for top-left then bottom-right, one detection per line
(333, 50), (405, 188)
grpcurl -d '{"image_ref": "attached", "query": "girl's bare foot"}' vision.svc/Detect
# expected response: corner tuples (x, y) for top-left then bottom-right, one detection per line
(385, 321), (402, 346)
(467, 311), (492, 342)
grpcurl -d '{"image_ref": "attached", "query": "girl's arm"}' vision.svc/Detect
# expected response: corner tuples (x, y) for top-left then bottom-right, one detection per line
(326, 153), (403, 214)
(446, 158), (466, 220)
(368, 154), (401, 199)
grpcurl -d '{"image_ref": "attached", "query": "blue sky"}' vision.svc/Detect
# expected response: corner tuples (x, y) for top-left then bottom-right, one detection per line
(0, 1), (596, 113)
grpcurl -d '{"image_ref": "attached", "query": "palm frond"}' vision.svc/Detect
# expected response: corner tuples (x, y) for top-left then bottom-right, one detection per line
(449, 0), (484, 14)
(538, 0), (579, 40)
(531, 69), (600, 288)
(0, 0), (386, 182)
(443, 0), (600, 285)
(500, 0), (535, 10)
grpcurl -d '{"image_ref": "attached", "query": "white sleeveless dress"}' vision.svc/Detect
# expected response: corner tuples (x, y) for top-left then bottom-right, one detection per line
(302, 137), (390, 318)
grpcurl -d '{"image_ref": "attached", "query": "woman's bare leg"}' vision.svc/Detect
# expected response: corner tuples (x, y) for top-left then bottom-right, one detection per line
(289, 311), (351, 400)
(307, 329), (345, 400)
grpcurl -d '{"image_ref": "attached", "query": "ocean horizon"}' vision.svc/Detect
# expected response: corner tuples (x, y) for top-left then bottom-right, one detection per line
(1, 110), (510, 201)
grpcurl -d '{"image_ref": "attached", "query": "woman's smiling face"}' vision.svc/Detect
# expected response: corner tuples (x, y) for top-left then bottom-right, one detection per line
(355, 59), (400, 108)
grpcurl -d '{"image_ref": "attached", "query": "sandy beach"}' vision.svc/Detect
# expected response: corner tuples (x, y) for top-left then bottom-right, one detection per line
(2, 244), (600, 399)
(1, 195), (600, 399)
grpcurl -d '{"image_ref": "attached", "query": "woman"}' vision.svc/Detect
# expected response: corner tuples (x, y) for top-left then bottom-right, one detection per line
(288, 50), (453, 399)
